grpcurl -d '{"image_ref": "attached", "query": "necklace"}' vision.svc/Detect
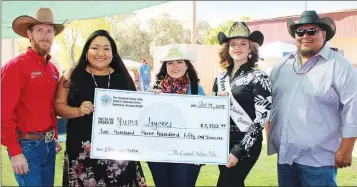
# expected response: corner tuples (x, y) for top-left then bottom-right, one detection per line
(88, 67), (111, 89)
(293, 56), (320, 75)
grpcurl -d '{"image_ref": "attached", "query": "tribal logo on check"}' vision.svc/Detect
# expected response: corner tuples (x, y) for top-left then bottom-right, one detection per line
(100, 95), (112, 106)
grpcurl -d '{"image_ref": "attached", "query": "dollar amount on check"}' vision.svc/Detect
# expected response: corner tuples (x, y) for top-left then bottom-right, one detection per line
(90, 88), (230, 165)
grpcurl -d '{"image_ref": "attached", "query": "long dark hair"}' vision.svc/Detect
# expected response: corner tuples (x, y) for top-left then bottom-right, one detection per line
(65, 30), (135, 96)
(156, 60), (200, 84)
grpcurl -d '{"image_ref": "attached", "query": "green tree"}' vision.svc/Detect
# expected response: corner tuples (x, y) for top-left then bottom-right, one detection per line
(204, 20), (234, 45)
(112, 12), (151, 65)
(196, 20), (211, 45)
(57, 20), (83, 68)
(56, 17), (111, 70)
(240, 16), (251, 21)
(115, 23), (151, 63)
(181, 28), (192, 44)
(16, 38), (30, 54)
(147, 13), (186, 47)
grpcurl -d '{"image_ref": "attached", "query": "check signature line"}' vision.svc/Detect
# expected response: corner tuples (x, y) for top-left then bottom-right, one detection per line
(167, 154), (219, 157)
(192, 106), (225, 110)
(196, 106), (223, 109)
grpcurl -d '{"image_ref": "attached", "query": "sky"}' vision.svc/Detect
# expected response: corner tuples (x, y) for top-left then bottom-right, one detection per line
(133, 1), (357, 28)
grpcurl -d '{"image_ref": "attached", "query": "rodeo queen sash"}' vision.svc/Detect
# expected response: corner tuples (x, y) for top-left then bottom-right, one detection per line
(217, 73), (253, 132)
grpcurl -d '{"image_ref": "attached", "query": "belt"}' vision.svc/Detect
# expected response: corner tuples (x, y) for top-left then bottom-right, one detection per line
(18, 129), (55, 143)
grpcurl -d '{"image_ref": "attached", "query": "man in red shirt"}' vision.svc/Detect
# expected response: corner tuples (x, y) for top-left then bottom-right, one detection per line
(1, 8), (65, 186)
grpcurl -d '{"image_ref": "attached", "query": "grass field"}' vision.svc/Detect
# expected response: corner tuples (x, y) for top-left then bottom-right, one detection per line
(1, 144), (357, 186)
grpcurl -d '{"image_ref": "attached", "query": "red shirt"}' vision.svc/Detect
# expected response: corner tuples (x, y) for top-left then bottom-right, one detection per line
(1, 48), (59, 156)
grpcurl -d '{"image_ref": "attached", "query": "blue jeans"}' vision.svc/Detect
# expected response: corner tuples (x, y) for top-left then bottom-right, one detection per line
(278, 163), (337, 187)
(142, 79), (150, 91)
(9, 139), (56, 186)
(148, 162), (201, 187)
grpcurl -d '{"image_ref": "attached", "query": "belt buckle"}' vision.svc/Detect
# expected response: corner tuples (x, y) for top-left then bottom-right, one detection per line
(45, 130), (55, 143)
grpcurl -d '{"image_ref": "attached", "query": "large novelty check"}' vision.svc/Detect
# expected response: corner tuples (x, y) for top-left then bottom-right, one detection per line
(90, 88), (230, 165)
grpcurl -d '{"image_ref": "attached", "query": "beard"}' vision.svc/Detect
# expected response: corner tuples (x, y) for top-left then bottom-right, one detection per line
(298, 46), (316, 58)
(33, 39), (51, 56)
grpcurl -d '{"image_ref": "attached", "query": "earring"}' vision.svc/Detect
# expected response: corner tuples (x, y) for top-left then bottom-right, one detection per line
(248, 53), (252, 59)
(86, 54), (88, 62)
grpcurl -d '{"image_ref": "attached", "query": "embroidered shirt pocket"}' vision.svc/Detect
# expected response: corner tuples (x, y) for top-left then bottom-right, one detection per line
(30, 71), (42, 79)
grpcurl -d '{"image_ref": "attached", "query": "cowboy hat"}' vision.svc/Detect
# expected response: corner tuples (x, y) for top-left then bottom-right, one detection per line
(12, 8), (66, 38)
(217, 21), (264, 46)
(160, 44), (197, 63)
(287, 10), (336, 41)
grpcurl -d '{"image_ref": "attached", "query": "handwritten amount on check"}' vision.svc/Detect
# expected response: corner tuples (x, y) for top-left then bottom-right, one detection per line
(191, 101), (226, 110)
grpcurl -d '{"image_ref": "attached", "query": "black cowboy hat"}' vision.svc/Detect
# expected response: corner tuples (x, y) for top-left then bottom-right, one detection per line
(217, 21), (264, 46)
(287, 10), (336, 41)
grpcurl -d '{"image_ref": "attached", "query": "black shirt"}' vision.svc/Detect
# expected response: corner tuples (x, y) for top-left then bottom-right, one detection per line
(212, 63), (272, 158)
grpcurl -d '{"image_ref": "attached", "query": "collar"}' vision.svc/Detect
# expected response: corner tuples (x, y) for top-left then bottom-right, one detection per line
(222, 61), (253, 79)
(316, 43), (330, 60)
(25, 47), (52, 64)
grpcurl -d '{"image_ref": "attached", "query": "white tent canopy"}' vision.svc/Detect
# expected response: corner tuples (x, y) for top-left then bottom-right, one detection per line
(123, 59), (142, 69)
(259, 41), (297, 58)
(2, 1), (169, 39)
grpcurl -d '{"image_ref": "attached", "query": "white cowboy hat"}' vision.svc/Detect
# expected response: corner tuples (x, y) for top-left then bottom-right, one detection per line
(12, 7), (66, 38)
(160, 44), (197, 63)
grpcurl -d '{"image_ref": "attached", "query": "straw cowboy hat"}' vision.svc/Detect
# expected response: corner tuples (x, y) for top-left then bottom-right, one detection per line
(160, 44), (197, 63)
(12, 7), (66, 38)
(287, 10), (336, 41)
(218, 21), (264, 46)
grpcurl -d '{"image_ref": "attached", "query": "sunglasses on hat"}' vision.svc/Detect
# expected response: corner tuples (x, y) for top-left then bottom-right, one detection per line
(295, 28), (322, 37)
